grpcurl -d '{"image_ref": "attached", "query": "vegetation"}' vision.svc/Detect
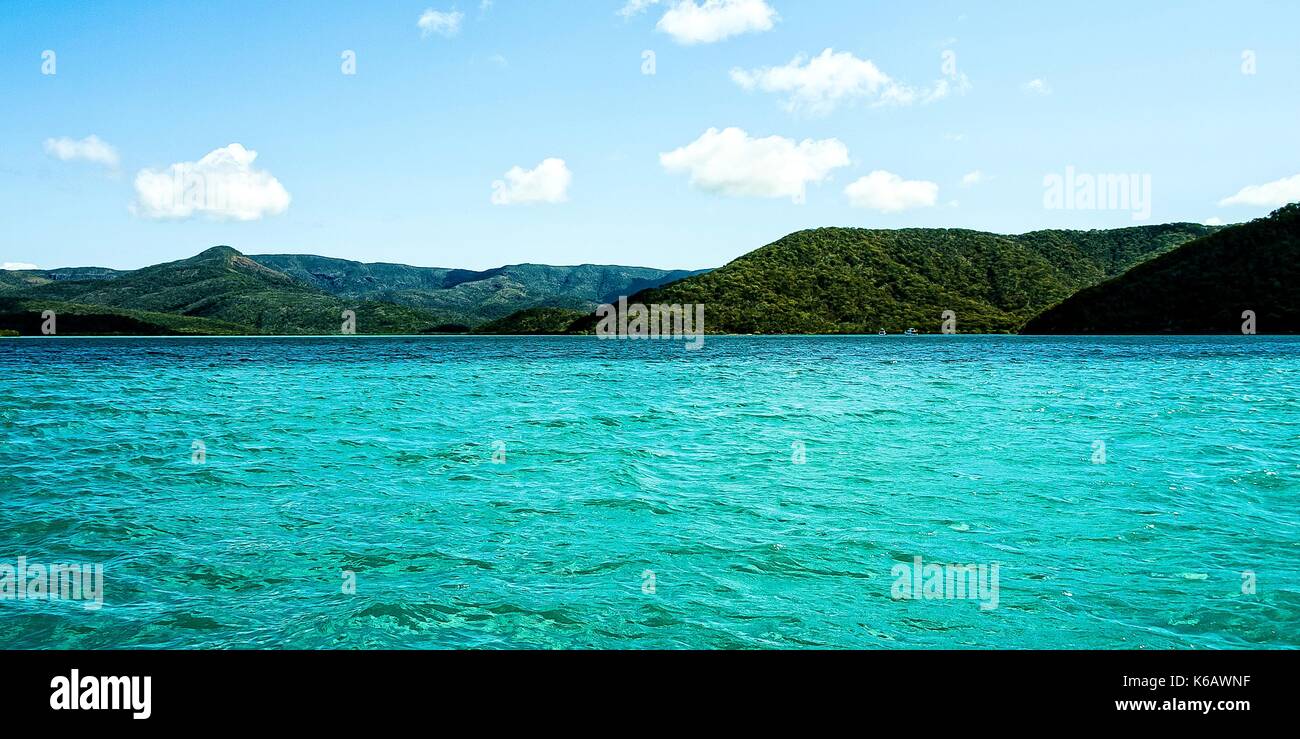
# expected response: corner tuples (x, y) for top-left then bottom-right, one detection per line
(1022, 205), (1300, 334)
(422, 323), (472, 334)
(4, 217), (1260, 337)
(0, 247), (449, 335)
(475, 307), (588, 334)
(615, 224), (1216, 334)
(250, 254), (705, 326)
(0, 299), (248, 335)
(0, 246), (706, 336)
(0, 267), (124, 294)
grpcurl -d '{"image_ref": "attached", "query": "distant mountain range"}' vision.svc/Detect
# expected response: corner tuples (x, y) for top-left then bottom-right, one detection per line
(4, 208), (1295, 336)
(0, 247), (705, 335)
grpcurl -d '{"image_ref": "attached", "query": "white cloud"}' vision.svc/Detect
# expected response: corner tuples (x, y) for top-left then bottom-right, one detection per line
(491, 158), (572, 205)
(845, 170), (939, 212)
(731, 49), (915, 115)
(732, 48), (969, 115)
(961, 170), (986, 187)
(1204, 217), (1225, 226)
(132, 143), (291, 221)
(2, 262), (40, 271)
(644, 0), (777, 45)
(660, 126), (849, 203)
(1022, 78), (1052, 95)
(418, 8), (463, 37)
(43, 135), (119, 168)
(1218, 174), (1300, 207)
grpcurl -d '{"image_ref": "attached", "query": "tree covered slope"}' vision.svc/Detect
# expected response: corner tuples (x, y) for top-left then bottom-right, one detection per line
(618, 224), (1216, 334)
(1022, 205), (1300, 334)
(251, 254), (705, 325)
(1, 246), (448, 335)
(0, 247), (705, 335)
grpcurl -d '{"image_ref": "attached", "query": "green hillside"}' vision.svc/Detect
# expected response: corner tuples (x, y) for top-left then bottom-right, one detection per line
(3, 246), (448, 335)
(0, 247), (704, 335)
(0, 221), (1232, 337)
(251, 254), (705, 326)
(475, 307), (588, 334)
(610, 224), (1216, 334)
(0, 298), (248, 335)
(1022, 205), (1300, 334)
(0, 267), (124, 294)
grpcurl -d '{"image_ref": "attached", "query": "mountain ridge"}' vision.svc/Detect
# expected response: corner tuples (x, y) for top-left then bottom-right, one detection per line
(0, 247), (706, 335)
(591, 222), (1220, 334)
(10, 218), (1281, 337)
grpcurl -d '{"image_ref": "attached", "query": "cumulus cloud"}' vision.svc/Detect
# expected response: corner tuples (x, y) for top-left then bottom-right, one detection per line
(491, 158), (572, 205)
(845, 171), (939, 212)
(418, 8), (463, 37)
(660, 126), (849, 203)
(730, 49), (915, 115)
(660, 0), (777, 44)
(43, 135), (119, 168)
(1218, 174), (1300, 207)
(623, 0), (776, 44)
(732, 48), (969, 115)
(1022, 78), (1052, 95)
(961, 170), (986, 187)
(132, 143), (291, 221)
(1203, 217), (1225, 226)
(2, 262), (40, 271)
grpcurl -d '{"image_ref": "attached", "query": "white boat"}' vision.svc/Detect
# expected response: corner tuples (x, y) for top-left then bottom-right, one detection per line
(904, 328), (918, 336)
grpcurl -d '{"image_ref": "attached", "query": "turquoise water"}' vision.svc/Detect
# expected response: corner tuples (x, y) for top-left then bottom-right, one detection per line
(1, 336), (1297, 649)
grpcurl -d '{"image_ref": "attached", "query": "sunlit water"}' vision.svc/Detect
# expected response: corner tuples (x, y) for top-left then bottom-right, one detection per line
(1, 336), (1297, 649)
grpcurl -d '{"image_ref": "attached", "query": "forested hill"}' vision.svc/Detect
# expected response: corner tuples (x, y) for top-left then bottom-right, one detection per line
(0, 248), (703, 335)
(613, 223), (1217, 334)
(1022, 205), (1300, 334)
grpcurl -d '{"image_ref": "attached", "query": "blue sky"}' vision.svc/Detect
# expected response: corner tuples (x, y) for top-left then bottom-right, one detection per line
(1, 0), (1297, 271)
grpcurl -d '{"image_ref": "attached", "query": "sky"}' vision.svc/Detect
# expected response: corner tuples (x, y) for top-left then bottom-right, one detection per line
(1, 0), (1297, 272)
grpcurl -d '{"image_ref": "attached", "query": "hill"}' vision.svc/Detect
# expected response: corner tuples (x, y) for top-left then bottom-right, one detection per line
(250, 254), (705, 326)
(0, 298), (248, 335)
(0, 267), (125, 294)
(1022, 205), (1300, 334)
(1, 222), (1229, 336)
(606, 223), (1216, 334)
(1, 246), (448, 335)
(475, 307), (588, 334)
(0, 248), (705, 335)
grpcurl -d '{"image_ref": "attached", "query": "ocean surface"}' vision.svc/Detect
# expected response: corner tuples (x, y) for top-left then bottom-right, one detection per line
(1, 335), (1296, 649)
